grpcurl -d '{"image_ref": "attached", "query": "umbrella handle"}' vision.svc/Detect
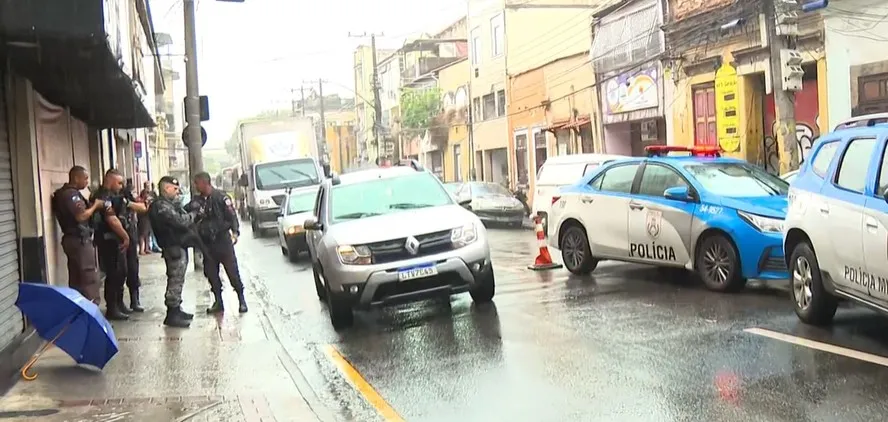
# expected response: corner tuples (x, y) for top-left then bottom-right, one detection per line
(21, 323), (71, 381)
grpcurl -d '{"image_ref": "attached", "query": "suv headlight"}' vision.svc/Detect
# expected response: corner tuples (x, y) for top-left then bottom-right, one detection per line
(737, 210), (784, 233)
(337, 245), (372, 265)
(451, 223), (478, 248)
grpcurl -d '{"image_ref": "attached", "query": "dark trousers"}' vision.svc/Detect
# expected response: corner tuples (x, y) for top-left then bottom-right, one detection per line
(61, 235), (100, 303)
(203, 234), (244, 294)
(126, 235), (140, 290)
(97, 239), (126, 306)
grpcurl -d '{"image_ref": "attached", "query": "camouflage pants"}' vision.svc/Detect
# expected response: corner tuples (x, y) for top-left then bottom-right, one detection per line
(162, 246), (188, 308)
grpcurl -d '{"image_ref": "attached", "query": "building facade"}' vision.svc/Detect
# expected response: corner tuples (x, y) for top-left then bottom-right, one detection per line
(664, 0), (826, 173)
(0, 0), (160, 385)
(439, 59), (471, 183)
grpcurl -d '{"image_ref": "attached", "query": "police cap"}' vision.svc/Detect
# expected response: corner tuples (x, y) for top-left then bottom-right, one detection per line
(158, 176), (180, 187)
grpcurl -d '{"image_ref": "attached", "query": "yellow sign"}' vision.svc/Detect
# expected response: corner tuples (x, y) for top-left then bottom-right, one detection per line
(714, 63), (740, 153)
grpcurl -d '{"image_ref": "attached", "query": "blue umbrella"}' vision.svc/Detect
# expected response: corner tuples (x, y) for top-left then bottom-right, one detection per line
(15, 282), (119, 380)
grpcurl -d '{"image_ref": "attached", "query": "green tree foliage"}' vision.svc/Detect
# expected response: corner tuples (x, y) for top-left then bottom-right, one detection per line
(400, 88), (442, 134)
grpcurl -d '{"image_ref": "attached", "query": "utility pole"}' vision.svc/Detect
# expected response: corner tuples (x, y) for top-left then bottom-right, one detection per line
(183, 0), (203, 271)
(318, 79), (326, 144)
(348, 32), (385, 163)
(765, 0), (803, 173)
(300, 86), (306, 116)
(290, 88), (297, 116)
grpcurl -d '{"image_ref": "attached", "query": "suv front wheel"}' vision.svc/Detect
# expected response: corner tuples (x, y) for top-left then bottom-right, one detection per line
(470, 270), (495, 304)
(789, 242), (838, 325)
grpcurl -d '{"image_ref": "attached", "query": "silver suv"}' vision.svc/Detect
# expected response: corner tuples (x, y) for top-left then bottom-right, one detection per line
(304, 161), (495, 328)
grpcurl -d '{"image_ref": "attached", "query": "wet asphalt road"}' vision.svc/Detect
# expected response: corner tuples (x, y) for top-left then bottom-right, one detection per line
(239, 225), (888, 422)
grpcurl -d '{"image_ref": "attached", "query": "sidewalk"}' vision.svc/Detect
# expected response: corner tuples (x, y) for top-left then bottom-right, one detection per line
(0, 253), (325, 422)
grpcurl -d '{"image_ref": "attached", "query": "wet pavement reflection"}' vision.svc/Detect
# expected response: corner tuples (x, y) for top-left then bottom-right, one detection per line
(219, 226), (888, 421)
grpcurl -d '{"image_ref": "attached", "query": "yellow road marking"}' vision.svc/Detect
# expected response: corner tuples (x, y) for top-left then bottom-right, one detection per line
(323, 345), (405, 422)
(744, 327), (888, 367)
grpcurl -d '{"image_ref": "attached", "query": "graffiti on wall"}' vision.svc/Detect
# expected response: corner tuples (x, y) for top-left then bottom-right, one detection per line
(762, 79), (820, 174)
(762, 120), (818, 174)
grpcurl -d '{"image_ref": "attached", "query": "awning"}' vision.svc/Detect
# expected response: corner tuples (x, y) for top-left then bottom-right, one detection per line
(546, 118), (571, 132)
(0, 0), (155, 129)
(567, 114), (592, 130)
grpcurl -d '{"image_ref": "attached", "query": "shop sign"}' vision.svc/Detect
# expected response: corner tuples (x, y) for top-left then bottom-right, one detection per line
(604, 67), (659, 114)
(715, 63), (741, 153)
(133, 140), (143, 159)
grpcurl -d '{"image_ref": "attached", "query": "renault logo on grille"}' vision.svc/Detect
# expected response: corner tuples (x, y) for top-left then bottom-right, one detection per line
(405, 236), (420, 255)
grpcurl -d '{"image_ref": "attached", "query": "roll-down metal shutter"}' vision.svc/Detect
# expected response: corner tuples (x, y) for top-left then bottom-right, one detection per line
(0, 73), (22, 351)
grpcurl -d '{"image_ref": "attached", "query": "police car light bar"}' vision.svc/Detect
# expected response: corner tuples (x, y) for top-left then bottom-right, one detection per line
(644, 145), (722, 158)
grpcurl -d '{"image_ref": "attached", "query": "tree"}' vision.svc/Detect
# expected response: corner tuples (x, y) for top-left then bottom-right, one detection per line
(399, 88), (442, 135)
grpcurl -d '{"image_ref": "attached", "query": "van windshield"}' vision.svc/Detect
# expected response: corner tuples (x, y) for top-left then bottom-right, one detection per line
(254, 159), (319, 190)
(537, 162), (597, 185)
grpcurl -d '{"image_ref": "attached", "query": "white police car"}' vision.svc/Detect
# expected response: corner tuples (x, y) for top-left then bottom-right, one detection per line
(784, 113), (888, 325)
(548, 145), (790, 293)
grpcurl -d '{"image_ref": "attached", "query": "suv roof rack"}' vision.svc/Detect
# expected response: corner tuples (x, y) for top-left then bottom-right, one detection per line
(834, 113), (888, 131)
(644, 145), (721, 158)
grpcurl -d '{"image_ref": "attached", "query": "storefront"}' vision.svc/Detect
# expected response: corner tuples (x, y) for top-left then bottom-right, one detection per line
(0, 68), (21, 362)
(599, 64), (666, 155)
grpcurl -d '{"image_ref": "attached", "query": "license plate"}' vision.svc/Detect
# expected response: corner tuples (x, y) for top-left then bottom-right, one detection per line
(397, 265), (438, 282)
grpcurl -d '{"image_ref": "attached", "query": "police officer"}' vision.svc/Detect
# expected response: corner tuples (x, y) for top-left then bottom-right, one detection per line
(148, 176), (197, 328)
(51, 166), (105, 303)
(188, 172), (248, 314)
(120, 181), (148, 312)
(92, 169), (139, 320)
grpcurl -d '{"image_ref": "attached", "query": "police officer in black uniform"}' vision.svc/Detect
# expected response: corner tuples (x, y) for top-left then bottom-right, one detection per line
(188, 172), (248, 314)
(91, 169), (137, 320)
(149, 176), (198, 328)
(120, 180), (146, 312)
(51, 166), (105, 303)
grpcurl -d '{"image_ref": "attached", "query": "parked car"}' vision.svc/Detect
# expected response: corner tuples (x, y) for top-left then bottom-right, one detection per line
(548, 145), (790, 293)
(455, 182), (525, 227)
(277, 186), (319, 262)
(444, 182), (463, 196)
(304, 161), (495, 329)
(784, 114), (888, 325)
(531, 153), (625, 234)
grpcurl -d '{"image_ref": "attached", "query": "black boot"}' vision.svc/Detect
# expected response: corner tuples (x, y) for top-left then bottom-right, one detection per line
(178, 308), (194, 320)
(129, 290), (145, 313)
(118, 291), (132, 314)
(105, 301), (130, 321)
(163, 308), (191, 328)
(237, 291), (248, 313)
(206, 291), (224, 314)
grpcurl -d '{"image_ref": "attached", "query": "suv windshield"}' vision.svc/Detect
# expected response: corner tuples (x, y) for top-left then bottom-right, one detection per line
(330, 173), (452, 222)
(255, 159), (319, 190)
(287, 189), (317, 215)
(470, 182), (510, 197)
(684, 162), (789, 197)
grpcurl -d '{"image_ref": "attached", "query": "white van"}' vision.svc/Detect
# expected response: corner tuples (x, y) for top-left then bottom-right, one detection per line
(531, 153), (626, 233)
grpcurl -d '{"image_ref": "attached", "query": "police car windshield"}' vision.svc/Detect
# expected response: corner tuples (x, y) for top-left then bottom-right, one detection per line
(287, 190), (317, 215)
(684, 162), (789, 197)
(330, 173), (452, 223)
(255, 159), (319, 190)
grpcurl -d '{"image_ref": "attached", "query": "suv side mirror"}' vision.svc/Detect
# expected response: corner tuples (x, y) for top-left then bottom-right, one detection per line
(664, 186), (692, 202)
(304, 216), (323, 231)
(458, 196), (472, 207)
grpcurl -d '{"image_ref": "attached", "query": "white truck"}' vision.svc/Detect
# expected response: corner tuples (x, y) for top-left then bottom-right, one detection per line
(235, 117), (327, 236)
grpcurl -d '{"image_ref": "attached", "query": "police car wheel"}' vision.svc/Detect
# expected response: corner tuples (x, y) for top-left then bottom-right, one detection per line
(695, 234), (746, 292)
(789, 242), (837, 326)
(560, 225), (598, 275)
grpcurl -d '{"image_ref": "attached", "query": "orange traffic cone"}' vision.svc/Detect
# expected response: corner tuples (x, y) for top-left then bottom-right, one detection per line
(528, 215), (563, 271)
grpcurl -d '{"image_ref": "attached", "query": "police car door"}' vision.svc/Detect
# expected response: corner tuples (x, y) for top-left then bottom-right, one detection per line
(861, 135), (888, 303)
(821, 137), (873, 298)
(583, 162), (641, 258)
(626, 163), (693, 266)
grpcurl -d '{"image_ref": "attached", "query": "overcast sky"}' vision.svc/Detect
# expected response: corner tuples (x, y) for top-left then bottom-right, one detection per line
(149, 0), (465, 149)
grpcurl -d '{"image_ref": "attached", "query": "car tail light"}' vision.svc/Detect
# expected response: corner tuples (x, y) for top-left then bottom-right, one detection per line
(551, 196), (561, 205)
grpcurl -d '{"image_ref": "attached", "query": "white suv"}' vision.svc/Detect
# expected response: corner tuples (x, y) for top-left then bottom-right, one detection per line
(784, 114), (888, 325)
